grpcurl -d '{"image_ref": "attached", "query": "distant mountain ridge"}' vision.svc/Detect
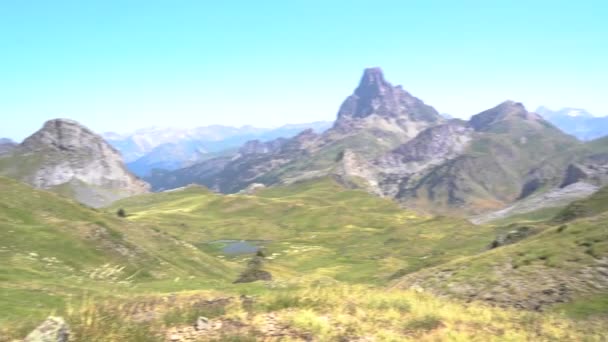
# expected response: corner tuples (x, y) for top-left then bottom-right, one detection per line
(537, 106), (608, 140)
(0, 138), (17, 155)
(104, 122), (332, 177)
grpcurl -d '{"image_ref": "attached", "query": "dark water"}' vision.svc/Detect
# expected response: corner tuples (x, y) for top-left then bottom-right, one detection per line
(209, 239), (270, 255)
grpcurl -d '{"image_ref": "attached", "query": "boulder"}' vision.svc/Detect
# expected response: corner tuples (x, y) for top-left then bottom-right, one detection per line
(24, 316), (69, 342)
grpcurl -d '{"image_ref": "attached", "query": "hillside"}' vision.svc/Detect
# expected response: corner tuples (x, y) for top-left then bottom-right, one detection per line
(0, 177), (233, 326)
(393, 187), (608, 312)
(110, 177), (501, 284)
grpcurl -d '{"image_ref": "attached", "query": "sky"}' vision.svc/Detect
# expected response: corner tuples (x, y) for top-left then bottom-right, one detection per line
(1, 0), (607, 141)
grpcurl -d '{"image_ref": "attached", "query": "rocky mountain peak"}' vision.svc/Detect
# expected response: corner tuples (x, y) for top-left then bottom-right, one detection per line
(7, 118), (149, 207)
(21, 118), (112, 153)
(354, 67), (391, 99)
(469, 100), (543, 131)
(333, 68), (442, 135)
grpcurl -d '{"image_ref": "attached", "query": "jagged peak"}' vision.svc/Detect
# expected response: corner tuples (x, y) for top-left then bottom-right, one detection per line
(335, 68), (441, 126)
(354, 67), (391, 97)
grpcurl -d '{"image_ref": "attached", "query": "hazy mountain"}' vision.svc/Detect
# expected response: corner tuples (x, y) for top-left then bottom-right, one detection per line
(537, 106), (608, 140)
(104, 122), (332, 162)
(104, 122), (331, 177)
(0, 119), (149, 207)
(0, 138), (17, 155)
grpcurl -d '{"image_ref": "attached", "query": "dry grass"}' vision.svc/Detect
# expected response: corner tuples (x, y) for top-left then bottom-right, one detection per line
(3, 285), (606, 341)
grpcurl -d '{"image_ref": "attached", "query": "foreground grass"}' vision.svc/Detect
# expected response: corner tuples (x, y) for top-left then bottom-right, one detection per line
(2, 285), (606, 341)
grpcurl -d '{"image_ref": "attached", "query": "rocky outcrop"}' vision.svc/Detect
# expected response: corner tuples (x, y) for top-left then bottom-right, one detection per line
(238, 138), (288, 155)
(24, 316), (69, 342)
(238, 183), (266, 195)
(0, 119), (149, 206)
(472, 182), (599, 224)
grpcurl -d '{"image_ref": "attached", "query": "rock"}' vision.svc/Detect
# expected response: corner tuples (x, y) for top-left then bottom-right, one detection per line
(234, 269), (272, 283)
(488, 226), (536, 249)
(1, 119), (149, 207)
(238, 183), (266, 195)
(24, 316), (69, 342)
(169, 333), (180, 341)
(561, 164), (589, 187)
(194, 316), (209, 331)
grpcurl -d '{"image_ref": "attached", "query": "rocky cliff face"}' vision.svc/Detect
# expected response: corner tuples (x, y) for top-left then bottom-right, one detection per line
(0, 119), (149, 207)
(330, 67), (443, 142)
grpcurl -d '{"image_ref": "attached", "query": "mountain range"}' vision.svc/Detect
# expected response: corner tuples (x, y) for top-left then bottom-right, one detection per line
(2, 67), (608, 340)
(536, 106), (608, 140)
(103, 122), (332, 177)
(144, 68), (608, 217)
(3, 68), (608, 220)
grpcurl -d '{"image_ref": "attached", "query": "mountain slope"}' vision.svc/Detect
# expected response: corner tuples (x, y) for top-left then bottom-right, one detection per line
(110, 177), (500, 284)
(0, 119), (149, 207)
(0, 176), (233, 324)
(340, 101), (580, 214)
(393, 187), (608, 311)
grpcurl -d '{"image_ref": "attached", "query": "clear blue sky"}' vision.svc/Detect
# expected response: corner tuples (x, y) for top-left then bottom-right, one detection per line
(1, 0), (607, 141)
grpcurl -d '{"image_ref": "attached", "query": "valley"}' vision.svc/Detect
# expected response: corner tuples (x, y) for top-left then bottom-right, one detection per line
(1, 69), (608, 341)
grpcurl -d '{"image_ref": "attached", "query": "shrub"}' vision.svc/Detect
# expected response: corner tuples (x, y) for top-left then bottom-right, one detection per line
(403, 315), (443, 333)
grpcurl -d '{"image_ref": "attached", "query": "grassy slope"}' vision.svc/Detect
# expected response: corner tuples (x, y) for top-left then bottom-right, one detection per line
(3, 176), (607, 340)
(6, 285), (607, 341)
(553, 185), (608, 223)
(405, 118), (581, 215)
(0, 177), (234, 325)
(393, 189), (608, 315)
(110, 178), (500, 285)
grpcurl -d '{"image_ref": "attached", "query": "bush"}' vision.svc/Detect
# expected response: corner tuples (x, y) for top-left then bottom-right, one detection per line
(116, 208), (126, 218)
(403, 315), (443, 333)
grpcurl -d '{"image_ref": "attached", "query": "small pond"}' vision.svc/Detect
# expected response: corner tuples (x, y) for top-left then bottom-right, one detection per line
(207, 239), (271, 255)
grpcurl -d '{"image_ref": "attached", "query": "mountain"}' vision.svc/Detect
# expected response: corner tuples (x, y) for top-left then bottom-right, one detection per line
(0, 138), (17, 155)
(147, 69), (584, 216)
(0, 119), (149, 207)
(0, 175), (232, 326)
(147, 67), (445, 192)
(104, 122), (332, 177)
(364, 101), (579, 214)
(537, 106), (608, 140)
